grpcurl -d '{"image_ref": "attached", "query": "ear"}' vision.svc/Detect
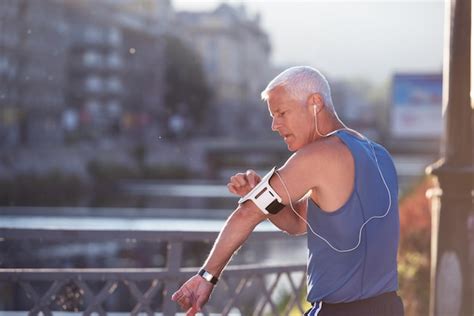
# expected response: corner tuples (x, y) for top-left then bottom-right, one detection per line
(306, 93), (325, 113)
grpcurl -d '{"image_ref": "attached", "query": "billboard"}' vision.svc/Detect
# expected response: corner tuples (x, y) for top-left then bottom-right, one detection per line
(391, 73), (443, 138)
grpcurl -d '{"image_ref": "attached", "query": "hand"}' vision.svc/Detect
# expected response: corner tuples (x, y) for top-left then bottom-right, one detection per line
(171, 275), (214, 316)
(227, 170), (261, 197)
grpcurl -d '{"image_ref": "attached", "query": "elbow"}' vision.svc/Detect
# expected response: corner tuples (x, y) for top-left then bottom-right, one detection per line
(281, 229), (294, 236)
(283, 229), (307, 236)
(281, 223), (307, 236)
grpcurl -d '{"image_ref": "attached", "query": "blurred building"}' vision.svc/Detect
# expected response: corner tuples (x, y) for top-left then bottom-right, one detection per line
(64, 8), (125, 139)
(0, 0), (274, 147)
(0, 0), (69, 146)
(176, 4), (272, 136)
(120, 28), (165, 138)
(0, 0), (171, 147)
(64, 0), (170, 141)
(107, 0), (174, 24)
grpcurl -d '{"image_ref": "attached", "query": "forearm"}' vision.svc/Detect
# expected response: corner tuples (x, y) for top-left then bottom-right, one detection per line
(202, 203), (267, 277)
(267, 199), (307, 235)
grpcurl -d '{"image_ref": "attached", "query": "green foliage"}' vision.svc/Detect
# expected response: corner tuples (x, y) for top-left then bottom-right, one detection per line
(163, 35), (212, 129)
(276, 287), (311, 316)
(398, 177), (433, 316)
(398, 252), (430, 316)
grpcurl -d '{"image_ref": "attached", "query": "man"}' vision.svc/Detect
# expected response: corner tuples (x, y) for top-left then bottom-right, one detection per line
(172, 66), (404, 315)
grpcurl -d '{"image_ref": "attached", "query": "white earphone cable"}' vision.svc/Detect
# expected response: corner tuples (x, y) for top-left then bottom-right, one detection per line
(272, 105), (393, 253)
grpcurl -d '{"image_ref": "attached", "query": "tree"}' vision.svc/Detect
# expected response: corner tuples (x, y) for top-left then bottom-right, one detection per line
(163, 35), (212, 137)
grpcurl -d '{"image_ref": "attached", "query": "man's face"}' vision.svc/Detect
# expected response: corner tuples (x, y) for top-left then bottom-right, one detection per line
(267, 86), (313, 151)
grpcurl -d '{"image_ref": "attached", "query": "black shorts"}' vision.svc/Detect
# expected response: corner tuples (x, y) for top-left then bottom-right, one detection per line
(304, 291), (404, 316)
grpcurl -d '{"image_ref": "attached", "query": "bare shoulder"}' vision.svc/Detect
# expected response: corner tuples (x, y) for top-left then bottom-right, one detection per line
(272, 135), (353, 204)
(284, 135), (351, 169)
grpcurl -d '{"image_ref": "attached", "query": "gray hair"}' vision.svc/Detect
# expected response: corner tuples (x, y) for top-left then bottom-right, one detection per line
(261, 66), (334, 110)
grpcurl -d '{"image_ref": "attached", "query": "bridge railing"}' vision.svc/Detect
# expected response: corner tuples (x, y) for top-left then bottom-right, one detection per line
(0, 228), (307, 316)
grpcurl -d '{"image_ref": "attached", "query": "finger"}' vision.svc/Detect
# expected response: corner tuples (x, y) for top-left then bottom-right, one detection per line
(182, 286), (194, 301)
(186, 306), (197, 316)
(178, 296), (191, 311)
(235, 173), (248, 186)
(171, 289), (184, 301)
(171, 291), (179, 301)
(178, 301), (187, 311)
(230, 173), (246, 186)
(231, 176), (245, 188)
(230, 175), (242, 188)
(177, 300), (188, 311)
(246, 170), (258, 187)
(227, 183), (238, 195)
(195, 294), (208, 312)
(176, 296), (192, 311)
(176, 293), (188, 304)
(246, 169), (256, 177)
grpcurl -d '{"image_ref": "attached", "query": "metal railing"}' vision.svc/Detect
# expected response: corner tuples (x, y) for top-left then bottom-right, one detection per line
(0, 227), (307, 316)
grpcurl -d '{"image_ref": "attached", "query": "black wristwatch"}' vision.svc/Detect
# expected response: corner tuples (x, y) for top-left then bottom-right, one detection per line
(198, 268), (219, 285)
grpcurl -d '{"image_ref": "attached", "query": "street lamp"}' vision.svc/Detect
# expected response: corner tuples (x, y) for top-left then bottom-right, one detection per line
(426, 0), (474, 315)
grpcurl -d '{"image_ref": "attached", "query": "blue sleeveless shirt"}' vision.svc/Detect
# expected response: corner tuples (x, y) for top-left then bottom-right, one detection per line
(306, 130), (399, 303)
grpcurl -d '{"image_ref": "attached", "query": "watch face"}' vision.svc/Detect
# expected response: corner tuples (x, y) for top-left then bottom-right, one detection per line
(199, 269), (218, 285)
(203, 272), (213, 282)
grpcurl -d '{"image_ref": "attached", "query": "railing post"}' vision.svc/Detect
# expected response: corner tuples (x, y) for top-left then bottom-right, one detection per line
(162, 240), (183, 315)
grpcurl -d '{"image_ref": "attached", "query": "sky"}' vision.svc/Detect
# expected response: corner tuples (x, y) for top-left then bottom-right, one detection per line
(173, 0), (445, 84)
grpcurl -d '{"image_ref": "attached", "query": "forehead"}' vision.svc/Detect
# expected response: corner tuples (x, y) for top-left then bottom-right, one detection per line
(267, 86), (299, 111)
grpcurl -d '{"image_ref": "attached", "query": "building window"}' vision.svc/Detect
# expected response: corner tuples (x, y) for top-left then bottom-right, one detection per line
(0, 56), (8, 73)
(106, 77), (122, 92)
(85, 99), (101, 113)
(84, 26), (102, 43)
(106, 100), (121, 116)
(83, 51), (102, 67)
(106, 53), (122, 68)
(108, 28), (122, 46)
(85, 76), (103, 92)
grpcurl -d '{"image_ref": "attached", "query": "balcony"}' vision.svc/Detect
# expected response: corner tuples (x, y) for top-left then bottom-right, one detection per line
(0, 221), (308, 315)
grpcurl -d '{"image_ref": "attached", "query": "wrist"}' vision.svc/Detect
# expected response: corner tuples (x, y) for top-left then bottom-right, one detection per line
(198, 268), (219, 285)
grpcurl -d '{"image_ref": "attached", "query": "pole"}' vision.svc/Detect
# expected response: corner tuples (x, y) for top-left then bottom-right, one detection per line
(426, 0), (474, 315)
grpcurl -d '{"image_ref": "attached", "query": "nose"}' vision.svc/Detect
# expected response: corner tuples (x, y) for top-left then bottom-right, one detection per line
(271, 116), (280, 131)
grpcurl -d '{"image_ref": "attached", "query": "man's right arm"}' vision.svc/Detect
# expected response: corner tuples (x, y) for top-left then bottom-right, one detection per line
(171, 200), (268, 315)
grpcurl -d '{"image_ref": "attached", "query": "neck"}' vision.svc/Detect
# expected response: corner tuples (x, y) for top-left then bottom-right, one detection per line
(313, 111), (345, 141)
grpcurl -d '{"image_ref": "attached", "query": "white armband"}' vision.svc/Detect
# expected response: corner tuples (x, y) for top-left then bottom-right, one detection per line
(238, 167), (285, 215)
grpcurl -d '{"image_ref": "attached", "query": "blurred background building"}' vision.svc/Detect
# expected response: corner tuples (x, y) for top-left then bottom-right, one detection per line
(0, 0), (280, 179)
(177, 4), (272, 136)
(0, 0), (174, 148)
(0, 0), (69, 147)
(0, 0), (443, 177)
